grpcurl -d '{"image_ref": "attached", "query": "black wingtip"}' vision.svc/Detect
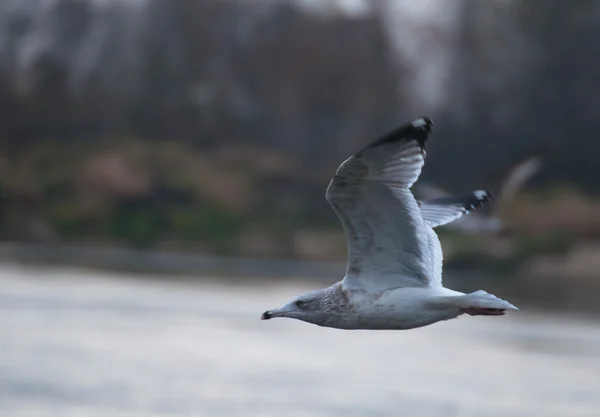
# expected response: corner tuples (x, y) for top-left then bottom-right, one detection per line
(411, 117), (434, 133)
(462, 190), (493, 212)
(473, 189), (493, 205)
(409, 117), (434, 148)
(358, 117), (434, 156)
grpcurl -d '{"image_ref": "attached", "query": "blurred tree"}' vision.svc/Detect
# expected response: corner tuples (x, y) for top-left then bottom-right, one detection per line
(428, 0), (600, 194)
(0, 0), (599, 251)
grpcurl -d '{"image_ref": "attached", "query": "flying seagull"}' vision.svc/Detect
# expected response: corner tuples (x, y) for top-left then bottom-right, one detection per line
(415, 140), (555, 234)
(261, 118), (517, 330)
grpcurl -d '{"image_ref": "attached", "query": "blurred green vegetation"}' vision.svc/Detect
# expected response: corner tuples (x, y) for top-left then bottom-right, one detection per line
(0, 140), (250, 252)
(1, 138), (598, 266)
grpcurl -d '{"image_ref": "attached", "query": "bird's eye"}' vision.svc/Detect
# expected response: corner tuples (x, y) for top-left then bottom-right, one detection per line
(295, 300), (306, 308)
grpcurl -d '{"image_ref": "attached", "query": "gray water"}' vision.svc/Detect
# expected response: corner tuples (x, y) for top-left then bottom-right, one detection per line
(0, 264), (599, 417)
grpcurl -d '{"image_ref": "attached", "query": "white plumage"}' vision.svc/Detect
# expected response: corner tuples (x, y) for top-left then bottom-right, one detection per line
(325, 120), (432, 291)
(261, 117), (518, 331)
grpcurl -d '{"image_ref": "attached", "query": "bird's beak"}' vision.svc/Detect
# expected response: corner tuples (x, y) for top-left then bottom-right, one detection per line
(260, 308), (284, 320)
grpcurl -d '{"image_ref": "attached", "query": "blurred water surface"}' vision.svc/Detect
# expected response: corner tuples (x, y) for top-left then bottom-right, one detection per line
(0, 264), (599, 417)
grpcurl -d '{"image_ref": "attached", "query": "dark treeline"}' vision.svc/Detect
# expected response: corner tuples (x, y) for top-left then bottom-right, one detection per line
(0, 1), (402, 167)
(0, 0), (599, 252)
(0, 0), (598, 187)
(433, 0), (600, 193)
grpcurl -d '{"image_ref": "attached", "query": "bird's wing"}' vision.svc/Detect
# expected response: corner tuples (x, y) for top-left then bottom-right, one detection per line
(445, 142), (555, 234)
(425, 226), (444, 286)
(418, 190), (493, 285)
(326, 118), (434, 292)
(418, 190), (493, 228)
(415, 141), (555, 234)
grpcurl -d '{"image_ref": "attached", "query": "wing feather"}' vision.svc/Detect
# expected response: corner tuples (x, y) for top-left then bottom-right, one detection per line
(419, 190), (493, 284)
(326, 118), (434, 292)
(418, 190), (493, 228)
(426, 226), (443, 286)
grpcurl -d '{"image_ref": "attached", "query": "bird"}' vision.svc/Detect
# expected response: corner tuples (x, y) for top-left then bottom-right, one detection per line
(260, 117), (518, 330)
(414, 140), (555, 235)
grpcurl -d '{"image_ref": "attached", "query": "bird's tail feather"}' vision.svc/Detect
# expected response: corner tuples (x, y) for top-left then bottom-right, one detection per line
(447, 290), (518, 316)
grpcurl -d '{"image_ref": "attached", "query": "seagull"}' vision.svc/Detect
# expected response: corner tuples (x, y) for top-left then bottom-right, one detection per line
(261, 117), (518, 330)
(415, 140), (555, 234)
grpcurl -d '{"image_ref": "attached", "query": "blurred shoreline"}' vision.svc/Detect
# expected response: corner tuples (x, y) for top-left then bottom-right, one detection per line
(1, 241), (599, 317)
(0, 241), (345, 282)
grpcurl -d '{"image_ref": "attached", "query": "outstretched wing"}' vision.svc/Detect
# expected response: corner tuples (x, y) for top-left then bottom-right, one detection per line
(326, 118), (434, 292)
(425, 227), (444, 287)
(415, 142), (555, 234)
(419, 190), (493, 285)
(418, 190), (493, 228)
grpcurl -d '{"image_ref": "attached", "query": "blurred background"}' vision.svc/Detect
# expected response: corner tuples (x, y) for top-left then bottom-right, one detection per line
(1, 0), (599, 416)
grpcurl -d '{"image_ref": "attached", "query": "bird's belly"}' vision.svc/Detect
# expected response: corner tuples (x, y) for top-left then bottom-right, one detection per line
(339, 288), (462, 330)
(342, 310), (451, 330)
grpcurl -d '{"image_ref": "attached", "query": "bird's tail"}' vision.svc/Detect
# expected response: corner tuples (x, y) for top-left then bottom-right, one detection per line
(448, 290), (518, 316)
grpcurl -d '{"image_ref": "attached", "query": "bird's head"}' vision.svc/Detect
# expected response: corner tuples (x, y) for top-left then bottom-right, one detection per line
(260, 288), (337, 326)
